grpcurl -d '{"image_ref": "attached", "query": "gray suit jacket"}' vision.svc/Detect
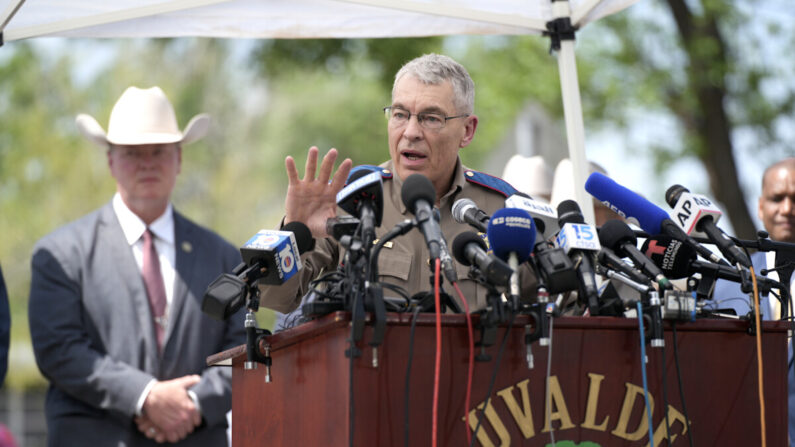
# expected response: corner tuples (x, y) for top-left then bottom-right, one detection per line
(29, 202), (246, 446)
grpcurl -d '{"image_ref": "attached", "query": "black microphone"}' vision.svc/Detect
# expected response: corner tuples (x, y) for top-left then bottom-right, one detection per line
(665, 184), (751, 268)
(401, 174), (457, 283)
(641, 234), (778, 288)
(452, 231), (513, 287)
(452, 198), (489, 233)
(337, 168), (385, 247)
(555, 200), (601, 315)
(597, 246), (652, 286)
(599, 219), (672, 290)
(202, 221), (314, 321)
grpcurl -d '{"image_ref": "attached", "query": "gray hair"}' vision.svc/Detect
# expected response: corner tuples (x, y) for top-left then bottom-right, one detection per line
(392, 53), (475, 114)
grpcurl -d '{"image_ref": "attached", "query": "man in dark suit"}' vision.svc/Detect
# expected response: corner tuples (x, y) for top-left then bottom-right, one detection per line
(712, 157), (795, 442)
(28, 86), (245, 446)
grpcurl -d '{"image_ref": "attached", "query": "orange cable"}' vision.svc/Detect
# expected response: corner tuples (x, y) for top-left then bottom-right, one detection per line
(750, 266), (767, 447)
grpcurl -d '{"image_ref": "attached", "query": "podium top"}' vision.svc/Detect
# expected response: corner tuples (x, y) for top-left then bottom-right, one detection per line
(207, 312), (788, 366)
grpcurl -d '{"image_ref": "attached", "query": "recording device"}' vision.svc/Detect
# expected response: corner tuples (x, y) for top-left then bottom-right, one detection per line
(555, 200), (601, 315)
(452, 198), (490, 233)
(401, 174), (457, 282)
(505, 193), (559, 240)
(202, 222), (314, 321)
(584, 172), (727, 265)
(325, 215), (360, 241)
(599, 219), (671, 290)
(452, 231), (513, 287)
(665, 184), (751, 268)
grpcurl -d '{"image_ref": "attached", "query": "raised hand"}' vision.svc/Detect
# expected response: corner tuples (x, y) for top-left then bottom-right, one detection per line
(139, 375), (202, 443)
(284, 146), (352, 239)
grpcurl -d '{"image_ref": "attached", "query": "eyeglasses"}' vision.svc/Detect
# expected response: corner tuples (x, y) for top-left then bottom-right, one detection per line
(383, 106), (469, 130)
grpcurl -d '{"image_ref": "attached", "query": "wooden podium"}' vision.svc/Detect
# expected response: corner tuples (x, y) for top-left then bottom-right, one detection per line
(209, 313), (788, 446)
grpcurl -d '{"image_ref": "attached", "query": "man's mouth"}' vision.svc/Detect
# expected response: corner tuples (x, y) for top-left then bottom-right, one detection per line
(402, 151), (426, 161)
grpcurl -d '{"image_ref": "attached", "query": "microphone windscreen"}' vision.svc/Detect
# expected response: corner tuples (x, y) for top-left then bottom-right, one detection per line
(282, 221), (315, 253)
(664, 184), (689, 208)
(452, 231), (487, 266)
(640, 234), (697, 279)
(401, 173), (436, 212)
(598, 219), (637, 254)
(557, 199), (585, 225)
(585, 172), (670, 235)
(346, 165), (380, 182)
(487, 207), (536, 263)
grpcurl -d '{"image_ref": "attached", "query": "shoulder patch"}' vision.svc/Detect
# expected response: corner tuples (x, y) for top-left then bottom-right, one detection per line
(346, 165), (393, 184)
(464, 170), (518, 198)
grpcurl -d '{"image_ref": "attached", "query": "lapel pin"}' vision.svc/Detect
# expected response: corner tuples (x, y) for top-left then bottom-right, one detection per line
(181, 241), (193, 253)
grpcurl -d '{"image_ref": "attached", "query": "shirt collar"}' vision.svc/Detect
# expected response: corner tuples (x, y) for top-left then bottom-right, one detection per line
(385, 157), (464, 215)
(112, 192), (175, 246)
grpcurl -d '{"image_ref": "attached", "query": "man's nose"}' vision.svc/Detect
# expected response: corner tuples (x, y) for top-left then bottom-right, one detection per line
(781, 197), (794, 215)
(403, 114), (424, 139)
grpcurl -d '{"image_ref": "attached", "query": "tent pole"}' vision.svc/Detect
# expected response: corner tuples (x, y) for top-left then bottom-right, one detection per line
(548, 0), (595, 224)
(0, 0), (26, 35)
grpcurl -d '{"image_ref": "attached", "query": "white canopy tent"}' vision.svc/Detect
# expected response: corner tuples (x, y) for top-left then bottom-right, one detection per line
(0, 0), (639, 223)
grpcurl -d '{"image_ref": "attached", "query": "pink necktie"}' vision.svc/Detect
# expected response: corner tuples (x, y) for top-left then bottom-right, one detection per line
(142, 228), (167, 351)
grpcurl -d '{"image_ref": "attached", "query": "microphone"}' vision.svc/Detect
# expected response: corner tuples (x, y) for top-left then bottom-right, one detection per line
(597, 246), (651, 286)
(203, 221), (314, 320)
(401, 174), (457, 283)
(337, 167), (384, 227)
(584, 172), (727, 265)
(452, 198), (490, 233)
(665, 185), (752, 268)
(504, 193), (559, 240)
(487, 207), (536, 302)
(555, 200), (601, 315)
(452, 231), (513, 287)
(598, 219), (671, 290)
(640, 234), (776, 287)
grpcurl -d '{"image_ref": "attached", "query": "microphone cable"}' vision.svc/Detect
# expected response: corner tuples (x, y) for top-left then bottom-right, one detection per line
(636, 301), (655, 446)
(432, 259), (441, 447)
(452, 281), (475, 446)
(469, 313), (516, 447)
(659, 340), (672, 443)
(750, 265), (767, 447)
(403, 304), (423, 447)
(671, 323), (695, 447)
(545, 316), (556, 446)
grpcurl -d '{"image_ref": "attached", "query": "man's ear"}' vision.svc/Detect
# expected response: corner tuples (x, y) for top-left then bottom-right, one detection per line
(459, 115), (478, 148)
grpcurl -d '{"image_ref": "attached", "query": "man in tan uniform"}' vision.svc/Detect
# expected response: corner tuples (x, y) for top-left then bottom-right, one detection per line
(261, 54), (536, 317)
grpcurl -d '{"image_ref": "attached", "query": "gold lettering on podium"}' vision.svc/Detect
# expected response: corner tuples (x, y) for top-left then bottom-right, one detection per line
(541, 376), (575, 432)
(647, 404), (689, 447)
(496, 379), (535, 439)
(611, 382), (653, 441)
(465, 400), (512, 446)
(581, 373), (609, 431)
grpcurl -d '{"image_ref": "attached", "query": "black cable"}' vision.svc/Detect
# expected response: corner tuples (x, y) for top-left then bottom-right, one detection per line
(660, 341), (672, 443)
(469, 312), (515, 447)
(402, 306), (423, 447)
(671, 323), (694, 447)
(347, 254), (362, 447)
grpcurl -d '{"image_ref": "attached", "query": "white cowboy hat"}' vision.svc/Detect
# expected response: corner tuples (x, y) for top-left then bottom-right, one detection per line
(76, 86), (210, 147)
(502, 154), (553, 201)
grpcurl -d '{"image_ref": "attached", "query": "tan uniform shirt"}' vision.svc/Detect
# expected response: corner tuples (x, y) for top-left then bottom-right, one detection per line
(259, 158), (537, 313)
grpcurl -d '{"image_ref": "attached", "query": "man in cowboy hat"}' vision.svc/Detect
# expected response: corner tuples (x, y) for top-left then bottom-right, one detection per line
(28, 86), (245, 446)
